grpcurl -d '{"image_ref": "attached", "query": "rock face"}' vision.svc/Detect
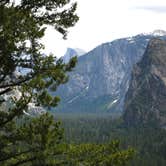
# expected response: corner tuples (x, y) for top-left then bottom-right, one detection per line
(123, 38), (166, 126)
(55, 31), (166, 113)
(62, 48), (86, 63)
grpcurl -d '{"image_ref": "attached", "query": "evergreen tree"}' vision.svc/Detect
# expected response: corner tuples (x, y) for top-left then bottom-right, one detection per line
(0, 0), (78, 165)
(0, 0), (78, 124)
(0, 1), (134, 165)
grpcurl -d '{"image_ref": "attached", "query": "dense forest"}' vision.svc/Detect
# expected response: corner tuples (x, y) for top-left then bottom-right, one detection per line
(54, 113), (166, 166)
(0, 0), (134, 165)
(1, 0), (166, 165)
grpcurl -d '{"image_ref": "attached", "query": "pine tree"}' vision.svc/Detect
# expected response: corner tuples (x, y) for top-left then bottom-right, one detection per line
(0, 1), (135, 165)
(0, 0), (78, 165)
(0, 0), (78, 124)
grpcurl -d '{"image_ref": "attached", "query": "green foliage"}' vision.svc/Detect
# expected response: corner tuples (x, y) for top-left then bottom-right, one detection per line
(0, 0), (79, 118)
(55, 113), (122, 143)
(0, 1), (134, 166)
(0, 0), (78, 165)
(0, 112), (135, 166)
(0, 113), (64, 166)
(57, 113), (166, 166)
(0, 0), (78, 118)
(67, 141), (134, 166)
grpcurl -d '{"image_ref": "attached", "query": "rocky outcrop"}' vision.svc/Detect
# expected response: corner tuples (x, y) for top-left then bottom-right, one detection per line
(55, 31), (166, 113)
(123, 38), (166, 127)
(61, 48), (86, 63)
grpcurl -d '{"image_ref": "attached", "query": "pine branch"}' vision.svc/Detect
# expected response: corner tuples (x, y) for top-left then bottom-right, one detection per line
(0, 97), (31, 127)
(0, 149), (38, 163)
(10, 157), (37, 166)
(0, 88), (12, 96)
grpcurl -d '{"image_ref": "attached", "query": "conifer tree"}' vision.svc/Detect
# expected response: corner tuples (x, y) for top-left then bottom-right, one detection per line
(0, 1), (134, 165)
(0, 0), (78, 165)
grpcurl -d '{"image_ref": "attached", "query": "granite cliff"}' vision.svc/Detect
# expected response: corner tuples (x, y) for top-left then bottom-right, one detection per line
(55, 31), (166, 113)
(123, 38), (166, 126)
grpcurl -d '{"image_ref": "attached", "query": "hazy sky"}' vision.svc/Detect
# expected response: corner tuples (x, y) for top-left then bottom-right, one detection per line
(42, 0), (166, 57)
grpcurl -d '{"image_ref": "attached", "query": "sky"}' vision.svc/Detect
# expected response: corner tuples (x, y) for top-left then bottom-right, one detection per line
(41, 0), (166, 57)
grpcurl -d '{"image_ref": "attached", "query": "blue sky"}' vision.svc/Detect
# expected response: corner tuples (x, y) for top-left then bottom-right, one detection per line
(40, 0), (166, 57)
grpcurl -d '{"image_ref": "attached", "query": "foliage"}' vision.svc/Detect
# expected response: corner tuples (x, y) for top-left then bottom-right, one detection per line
(0, 113), (64, 166)
(55, 113), (122, 143)
(0, 0), (78, 165)
(56, 113), (166, 166)
(67, 141), (134, 166)
(0, 0), (78, 124)
(0, 112), (135, 166)
(0, 1), (135, 166)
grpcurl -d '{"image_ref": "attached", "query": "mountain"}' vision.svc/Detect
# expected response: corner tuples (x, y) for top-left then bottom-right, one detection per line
(123, 38), (166, 127)
(62, 48), (86, 63)
(141, 29), (166, 37)
(55, 30), (166, 113)
(0, 88), (45, 116)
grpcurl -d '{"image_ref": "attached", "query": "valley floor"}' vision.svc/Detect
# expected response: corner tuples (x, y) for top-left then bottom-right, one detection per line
(53, 112), (166, 166)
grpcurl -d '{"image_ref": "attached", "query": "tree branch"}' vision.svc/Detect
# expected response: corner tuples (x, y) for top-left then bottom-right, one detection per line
(0, 88), (12, 96)
(0, 97), (31, 127)
(0, 74), (34, 89)
(0, 148), (38, 163)
(10, 157), (37, 166)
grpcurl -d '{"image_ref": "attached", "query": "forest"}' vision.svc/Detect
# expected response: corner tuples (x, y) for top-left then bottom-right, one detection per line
(54, 113), (166, 166)
(0, 0), (133, 165)
(0, 0), (166, 165)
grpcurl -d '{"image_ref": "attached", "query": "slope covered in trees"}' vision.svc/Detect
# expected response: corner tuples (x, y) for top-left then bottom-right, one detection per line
(55, 113), (166, 166)
(0, 0), (134, 165)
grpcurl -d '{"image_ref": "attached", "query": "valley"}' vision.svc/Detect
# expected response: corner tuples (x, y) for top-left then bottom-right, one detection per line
(55, 30), (166, 114)
(53, 112), (166, 166)
(1, 0), (166, 165)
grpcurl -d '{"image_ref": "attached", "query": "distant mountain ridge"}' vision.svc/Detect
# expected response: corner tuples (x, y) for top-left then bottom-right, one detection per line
(62, 48), (86, 63)
(55, 30), (166, 113)
(141, 29), (166, 37)
(123, 38), (166, 127)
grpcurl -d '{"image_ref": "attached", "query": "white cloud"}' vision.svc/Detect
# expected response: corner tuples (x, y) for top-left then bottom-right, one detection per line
(42, 0), (166, 57)
(133, 6), (166, 13)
